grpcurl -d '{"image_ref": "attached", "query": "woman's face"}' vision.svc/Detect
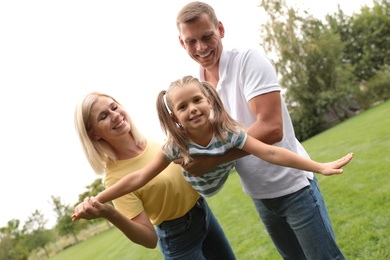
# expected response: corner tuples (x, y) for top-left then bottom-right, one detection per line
(88, 96), (131, 141)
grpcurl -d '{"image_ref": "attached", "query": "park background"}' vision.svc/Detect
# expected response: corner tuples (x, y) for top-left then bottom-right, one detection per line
(1, 0), (389, 259)
(0, 0), (373, 229)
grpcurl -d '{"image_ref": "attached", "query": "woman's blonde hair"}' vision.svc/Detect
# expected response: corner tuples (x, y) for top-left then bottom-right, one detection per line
(74, 92), (145, 175)
(156, 75), (243, 164)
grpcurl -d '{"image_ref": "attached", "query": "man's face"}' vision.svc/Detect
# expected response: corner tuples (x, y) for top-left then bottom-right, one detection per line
(178, 13), (224, 70)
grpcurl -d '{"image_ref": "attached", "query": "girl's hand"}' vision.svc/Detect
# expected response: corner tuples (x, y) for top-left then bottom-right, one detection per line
(72, 196), (111, 221)
(318, 153), (353, 176)
(72, 197), (93, 221)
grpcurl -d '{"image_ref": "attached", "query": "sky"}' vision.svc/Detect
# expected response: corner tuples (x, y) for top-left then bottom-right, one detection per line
(0, 0), (372, 229)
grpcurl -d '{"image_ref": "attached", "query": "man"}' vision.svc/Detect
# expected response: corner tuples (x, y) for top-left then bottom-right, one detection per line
(174, 1), (345, 259)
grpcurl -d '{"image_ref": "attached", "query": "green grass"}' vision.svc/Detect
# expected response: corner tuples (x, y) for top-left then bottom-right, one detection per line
(48, 227), (161, 259)
(49, 100), (390, 260)
(303, 100), (390, 260)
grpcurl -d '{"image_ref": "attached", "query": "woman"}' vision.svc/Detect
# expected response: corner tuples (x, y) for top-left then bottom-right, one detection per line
(72, 92), (236, 260)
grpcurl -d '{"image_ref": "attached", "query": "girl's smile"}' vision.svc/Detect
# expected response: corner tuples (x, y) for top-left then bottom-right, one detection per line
(189, 114), (202, 122)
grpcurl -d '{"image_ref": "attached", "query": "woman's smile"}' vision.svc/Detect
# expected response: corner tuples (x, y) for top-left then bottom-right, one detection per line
(113, 119), (126, 129)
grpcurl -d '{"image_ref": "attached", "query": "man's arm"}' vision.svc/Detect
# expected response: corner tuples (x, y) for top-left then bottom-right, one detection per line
(246, 91), (283, 144)
(174, 148), (248, 176)
(177, 91), (283, 176)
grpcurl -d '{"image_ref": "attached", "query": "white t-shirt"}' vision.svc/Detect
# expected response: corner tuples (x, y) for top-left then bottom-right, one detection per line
(199, 47), (313, 199)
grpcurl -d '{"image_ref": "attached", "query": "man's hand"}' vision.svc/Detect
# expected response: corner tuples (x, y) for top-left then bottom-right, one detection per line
(173, 149), (247, 176)
(173, 155), (212, 176)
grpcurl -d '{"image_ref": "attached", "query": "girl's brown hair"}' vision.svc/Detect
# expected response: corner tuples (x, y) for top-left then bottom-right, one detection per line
(156, 75), (244, 164)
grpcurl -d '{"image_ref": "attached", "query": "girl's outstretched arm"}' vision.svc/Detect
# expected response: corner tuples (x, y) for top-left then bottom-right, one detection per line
(243, 135), (353, 176)
(96, 152), (170, 203)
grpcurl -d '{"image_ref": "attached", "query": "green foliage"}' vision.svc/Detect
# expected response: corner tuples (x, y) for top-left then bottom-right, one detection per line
(50, 196), (86, 244)
(49, 100), (390, 260)
(366, 66), (390, 101)
(0, 219), (21, 237)
(74, 178), (104, 207)
(354, 66), (390, 109)
(0, 220), (29, 260)
(0, 235), (28, 260)
(21, 210), (53, 258)
(260, 0), (359, 141)
(260, 0), (390, 140)
(328, 0), (390, 81)
(326, 0), (390, 110)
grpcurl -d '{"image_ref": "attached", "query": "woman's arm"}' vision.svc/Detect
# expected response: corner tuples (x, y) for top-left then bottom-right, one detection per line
(96, 152), (170, 203)
(243, 135), (353, 175)
(73, 197), (157, 248)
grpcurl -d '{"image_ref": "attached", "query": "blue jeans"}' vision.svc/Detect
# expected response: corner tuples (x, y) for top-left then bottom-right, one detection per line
(156, 197), (236, 260)
(252, 176), (345, 260)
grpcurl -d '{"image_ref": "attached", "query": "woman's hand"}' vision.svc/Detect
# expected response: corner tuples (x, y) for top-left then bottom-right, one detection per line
(72, 196), (113, 221)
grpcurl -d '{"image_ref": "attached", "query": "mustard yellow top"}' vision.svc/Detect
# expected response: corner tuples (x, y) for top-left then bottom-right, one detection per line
(104, 139), (200, 225)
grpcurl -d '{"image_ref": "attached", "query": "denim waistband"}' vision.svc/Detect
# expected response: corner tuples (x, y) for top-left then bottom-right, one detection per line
(157, 197), (203, 229)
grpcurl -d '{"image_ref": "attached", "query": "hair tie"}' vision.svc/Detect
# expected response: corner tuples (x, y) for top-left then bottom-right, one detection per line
(163, 94), (172, 114)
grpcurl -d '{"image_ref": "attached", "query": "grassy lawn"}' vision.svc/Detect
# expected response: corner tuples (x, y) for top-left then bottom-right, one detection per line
(48, 100), (390, 260)
(303, 100), (390, 259)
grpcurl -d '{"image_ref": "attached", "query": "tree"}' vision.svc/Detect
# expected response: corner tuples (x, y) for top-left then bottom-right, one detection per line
(259, 0), (358, 140)
(21, 210), (53, 259)
(327, 0), (390, 108)
(331, 0), (390, 81)
(51, 196), (86, 245)
(365, 66), (390, 101)
(75, 178), (105, 205)
(0, 220), (29, 260)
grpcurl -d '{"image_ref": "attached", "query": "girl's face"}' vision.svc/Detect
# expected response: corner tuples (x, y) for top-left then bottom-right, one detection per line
(88, 96), (131, 141)
(170, 83), (211, 132)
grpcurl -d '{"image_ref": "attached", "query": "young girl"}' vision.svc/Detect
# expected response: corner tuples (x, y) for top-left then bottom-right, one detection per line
(80, 75), (353, 204)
